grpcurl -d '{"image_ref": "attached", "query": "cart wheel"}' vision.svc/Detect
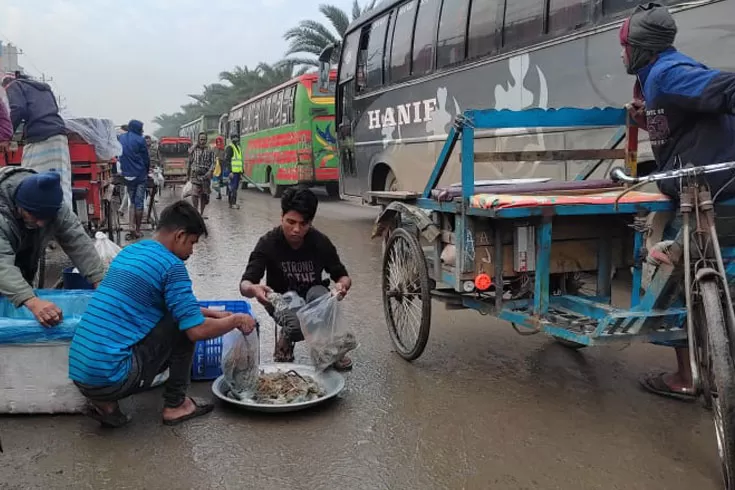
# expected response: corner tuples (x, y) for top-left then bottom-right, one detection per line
(552, 337), (587, 350)
(382, 227), (432, 361)
(695, 278), (735, 489)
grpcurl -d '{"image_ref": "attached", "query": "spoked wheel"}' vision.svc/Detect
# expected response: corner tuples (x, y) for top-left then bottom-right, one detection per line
(382, 227), (431, 361)
(695, 279), (735, 489)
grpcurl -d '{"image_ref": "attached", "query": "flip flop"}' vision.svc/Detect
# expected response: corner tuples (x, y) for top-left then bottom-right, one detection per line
(639, 372), (697, 402)
(333, 356), (353, 372)
(86, 403), (132, 428)
(162, 397), (214, 426)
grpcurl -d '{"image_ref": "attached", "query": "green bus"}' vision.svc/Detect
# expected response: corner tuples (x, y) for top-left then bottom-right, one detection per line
(223, 72), (339, 198)
(179, 115), (220, 142)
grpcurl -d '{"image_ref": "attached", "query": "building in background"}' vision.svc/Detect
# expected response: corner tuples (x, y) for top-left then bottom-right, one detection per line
(0, 41), (23, 78)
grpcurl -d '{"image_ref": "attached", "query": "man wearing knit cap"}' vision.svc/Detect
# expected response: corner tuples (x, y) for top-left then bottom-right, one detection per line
(621, 3), (735, 401)
(0, 168), (105, 326)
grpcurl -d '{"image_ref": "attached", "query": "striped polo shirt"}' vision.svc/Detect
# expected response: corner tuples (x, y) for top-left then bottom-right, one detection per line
(69, 240), (205, 386)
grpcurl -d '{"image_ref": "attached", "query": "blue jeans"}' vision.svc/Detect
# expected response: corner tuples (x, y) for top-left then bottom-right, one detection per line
(126, 181), (147, 211)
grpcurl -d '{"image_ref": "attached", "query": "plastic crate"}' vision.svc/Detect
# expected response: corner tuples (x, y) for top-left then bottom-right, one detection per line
(192, 300), (254, 381)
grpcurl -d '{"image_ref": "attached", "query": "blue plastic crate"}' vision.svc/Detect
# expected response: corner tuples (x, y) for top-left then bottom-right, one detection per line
(192, 300), (255, 381)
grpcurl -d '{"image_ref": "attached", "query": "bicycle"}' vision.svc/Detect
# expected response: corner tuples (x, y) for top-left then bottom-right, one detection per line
(611, 161), (735, 488)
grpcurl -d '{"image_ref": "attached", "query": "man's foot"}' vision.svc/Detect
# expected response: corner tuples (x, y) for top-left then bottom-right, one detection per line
(333, 356), (353, 371)
(162, 397), (214, 426)
(85, 400), (131, 428)
(274, 329), (295, 363)
(640, 371), (696, 402)
(232, 204), (240, 210)
(216, 194), (222, 200)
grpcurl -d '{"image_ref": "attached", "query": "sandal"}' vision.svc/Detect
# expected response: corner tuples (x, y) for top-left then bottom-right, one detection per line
(333, 356), (353, 371)
(639, 372), (696, 402)
(162, 397), (214, 426)
(86, 402), (131, 428)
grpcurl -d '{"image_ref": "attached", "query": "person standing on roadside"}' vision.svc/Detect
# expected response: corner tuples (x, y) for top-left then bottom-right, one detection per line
(118, 120), (150, 240)
(223, 132), (243, 209)
(187, 132), (215, 216)
(212, 136), (226, 201)
(0, 92), (12, 144)
(2, 75), (72, 205)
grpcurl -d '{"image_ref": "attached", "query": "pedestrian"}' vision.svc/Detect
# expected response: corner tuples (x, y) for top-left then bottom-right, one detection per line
(2, 75), (72, 205)
(619, 3), (735, 400)
(212, 136), (226, 201)
(223, 132), (243, 209)
(0, 167), (105, 326)
(240, 187), (353, 370)
(187, 132), (215, 216)
(145, 135), (160, 170)
(69, 200), (256, 428)
(118, 120), (150, 240)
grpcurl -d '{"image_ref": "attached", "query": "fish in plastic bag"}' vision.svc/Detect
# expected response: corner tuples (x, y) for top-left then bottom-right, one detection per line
(221, 328), (260, 400)
(267, 291), (305, 313)
(182, 181), (194, 199)
(94, 231), (122, 270)
(297, 293), (357, 372)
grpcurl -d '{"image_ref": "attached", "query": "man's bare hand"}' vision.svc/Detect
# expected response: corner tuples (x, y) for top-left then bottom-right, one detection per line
(25, 297), (63, 327)
(231, 313), (256, 335)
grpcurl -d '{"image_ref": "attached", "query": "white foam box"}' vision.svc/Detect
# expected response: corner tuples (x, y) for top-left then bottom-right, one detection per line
(0, 342), (87, 414)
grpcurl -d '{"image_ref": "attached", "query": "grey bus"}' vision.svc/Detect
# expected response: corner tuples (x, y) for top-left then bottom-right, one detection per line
(318, 0), (734, 202)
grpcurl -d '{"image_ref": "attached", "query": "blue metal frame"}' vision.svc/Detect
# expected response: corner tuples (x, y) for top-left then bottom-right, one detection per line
(409, 106), (735, 346)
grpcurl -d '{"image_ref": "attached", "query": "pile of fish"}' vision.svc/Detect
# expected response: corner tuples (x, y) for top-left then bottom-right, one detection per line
(226, 370), (326, 405)
(309, 332), (358, 372)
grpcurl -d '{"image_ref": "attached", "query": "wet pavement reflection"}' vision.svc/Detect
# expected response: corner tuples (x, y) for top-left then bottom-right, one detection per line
(0, 189), (724, 489)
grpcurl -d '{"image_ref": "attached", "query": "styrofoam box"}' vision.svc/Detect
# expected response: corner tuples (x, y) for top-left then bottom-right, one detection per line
(0, 342), (87, 414)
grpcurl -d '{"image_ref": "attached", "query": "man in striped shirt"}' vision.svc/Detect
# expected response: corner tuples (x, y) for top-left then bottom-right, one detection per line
(69, 200), (256, 427)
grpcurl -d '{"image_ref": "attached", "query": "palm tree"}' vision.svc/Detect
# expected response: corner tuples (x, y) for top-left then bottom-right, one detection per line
(283, 0), (379, 67)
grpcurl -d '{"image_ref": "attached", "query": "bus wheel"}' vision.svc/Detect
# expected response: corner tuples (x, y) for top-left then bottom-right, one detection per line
(385, 170), (399, 192)
(326, 182), (340, 199)
(269, 172), (283, 198)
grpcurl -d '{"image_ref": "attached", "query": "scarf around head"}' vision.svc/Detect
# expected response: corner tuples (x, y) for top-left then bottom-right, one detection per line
(620, 2), (677, 75)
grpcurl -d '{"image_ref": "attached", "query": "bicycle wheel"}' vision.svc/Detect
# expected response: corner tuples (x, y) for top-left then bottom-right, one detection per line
(382, 227), (431, 361)
(697, 279), (735, 488)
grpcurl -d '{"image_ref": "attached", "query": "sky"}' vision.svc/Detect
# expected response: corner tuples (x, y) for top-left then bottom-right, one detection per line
(0, 0), (358, 132)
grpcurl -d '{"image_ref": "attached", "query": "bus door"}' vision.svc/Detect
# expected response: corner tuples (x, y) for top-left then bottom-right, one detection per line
(337, 80), (360, 196)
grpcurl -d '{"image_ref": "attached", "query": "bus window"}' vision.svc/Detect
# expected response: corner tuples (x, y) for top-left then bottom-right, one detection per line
(340, 30), (362, 82)
(283, 86), (295, 124)
(253, 101), (261, 132)
(389, 1), (418, 82)
(273, 91), (284, 128)
(412, 0), (441, 76)
(502, 0), (544, 48)
(263, 96), (273, 129)
(548, 0), (593, 34)
(436, 0), (470, 69)
(245, 105), (252, 133)
(468, 0), (501, 60)
(366, 13), (392, 89)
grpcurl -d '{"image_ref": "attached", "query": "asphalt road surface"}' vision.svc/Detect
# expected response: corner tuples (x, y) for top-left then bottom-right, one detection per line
(0, 187), (724, 489)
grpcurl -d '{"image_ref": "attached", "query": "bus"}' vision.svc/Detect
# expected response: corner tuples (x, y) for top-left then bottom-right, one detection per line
(318, 0), (735, 202)
(179, 115), (220, 143)
(222, 72), (340, 198)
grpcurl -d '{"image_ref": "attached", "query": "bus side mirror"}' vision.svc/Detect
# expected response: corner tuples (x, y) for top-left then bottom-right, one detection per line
(318, 44), (335, 93)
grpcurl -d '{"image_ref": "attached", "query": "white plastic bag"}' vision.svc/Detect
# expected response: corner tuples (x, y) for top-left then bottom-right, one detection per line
(297, 293), (357, 372)
(221, 329), (260, 400)
(268, 291), (306, 313)
(64, 118), (122, 161)
(182, 181), (193, 198)
(94, 231), (121, 269)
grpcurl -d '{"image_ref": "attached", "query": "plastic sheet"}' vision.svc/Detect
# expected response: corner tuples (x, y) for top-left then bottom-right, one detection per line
(0, 290), (93, 344)
(64, 117), (122, 161)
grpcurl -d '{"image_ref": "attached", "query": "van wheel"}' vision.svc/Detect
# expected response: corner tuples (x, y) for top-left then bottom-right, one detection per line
(269, 172), (283, 198)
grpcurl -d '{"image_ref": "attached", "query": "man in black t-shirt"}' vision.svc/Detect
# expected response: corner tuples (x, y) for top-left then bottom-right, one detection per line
(240, 187), (353, 369)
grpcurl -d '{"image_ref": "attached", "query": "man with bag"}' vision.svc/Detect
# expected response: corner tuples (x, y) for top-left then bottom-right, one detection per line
(69, 200), (256, 428)
(223, 132), (243, 209)
(240, 186), (353, 370)
(0, 167), (105, 326)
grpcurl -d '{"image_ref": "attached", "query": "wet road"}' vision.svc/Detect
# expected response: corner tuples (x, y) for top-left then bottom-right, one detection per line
(0, 188), (724, 489)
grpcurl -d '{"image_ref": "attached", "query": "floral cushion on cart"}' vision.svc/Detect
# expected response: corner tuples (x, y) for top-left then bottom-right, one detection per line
(470, 190), (672, 210)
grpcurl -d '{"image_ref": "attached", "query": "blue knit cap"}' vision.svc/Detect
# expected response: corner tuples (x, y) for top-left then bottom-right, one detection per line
(15, 171), (63, 219)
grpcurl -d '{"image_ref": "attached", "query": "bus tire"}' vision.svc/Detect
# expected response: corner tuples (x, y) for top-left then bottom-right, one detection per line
(384, 170), (398, 192)
(268, 171), (283, 198)
(326, 182), (341, 199)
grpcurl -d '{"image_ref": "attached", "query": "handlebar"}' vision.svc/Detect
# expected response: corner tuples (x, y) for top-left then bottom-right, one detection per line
(610, 161), (735, 185)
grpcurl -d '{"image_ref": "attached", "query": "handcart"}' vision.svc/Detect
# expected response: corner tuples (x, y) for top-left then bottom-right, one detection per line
(159, 137), (191, 193)
(372, 107), (735, 488)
